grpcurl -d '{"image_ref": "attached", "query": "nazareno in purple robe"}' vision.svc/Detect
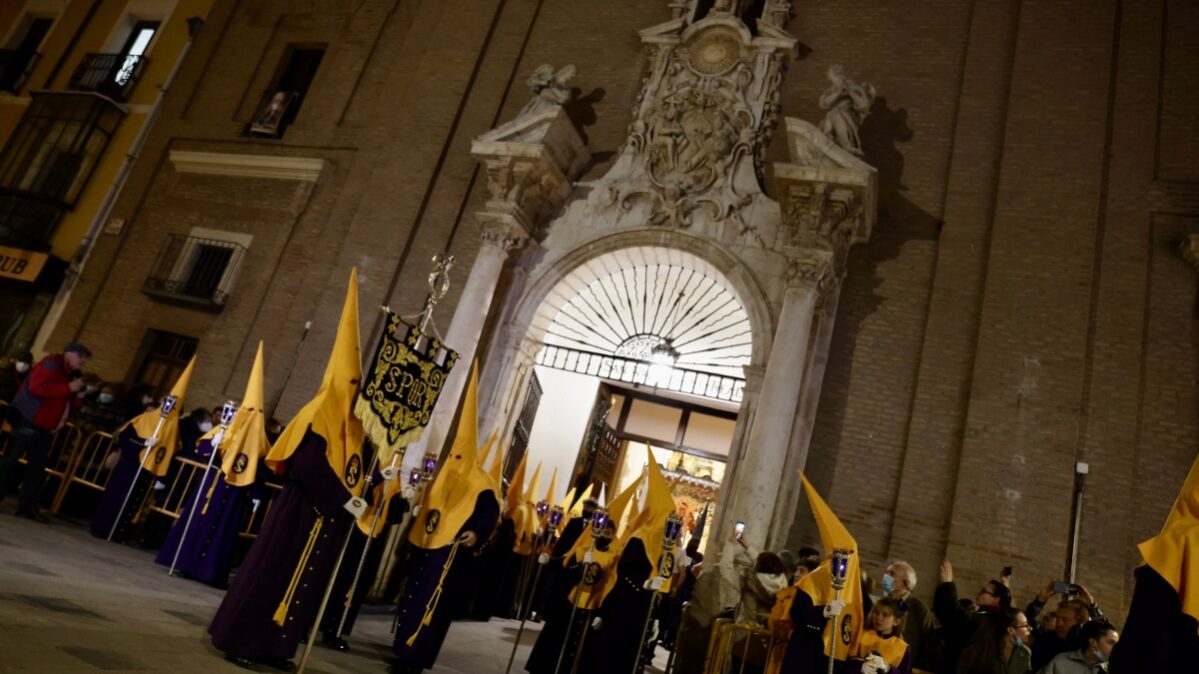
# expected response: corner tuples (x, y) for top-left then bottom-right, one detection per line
(89, 426), (155, 542)
(208, 427), (353, 661)
(392, 491), (500, 669)
(154, 439), (245, 587)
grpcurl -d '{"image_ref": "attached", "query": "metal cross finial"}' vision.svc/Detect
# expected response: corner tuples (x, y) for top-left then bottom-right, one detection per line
(418, 254), (455, 333)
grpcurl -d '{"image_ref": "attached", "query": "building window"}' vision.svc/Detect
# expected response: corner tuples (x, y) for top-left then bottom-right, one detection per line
(0, 15), (54, 93)
(114, 20), (159, 87)
(0, 94), (122, 246)
(249, 45), (325, 138)
(131, 329), (198, 399)
(142, 230), (249, 309)
(68, 18), (158, 102)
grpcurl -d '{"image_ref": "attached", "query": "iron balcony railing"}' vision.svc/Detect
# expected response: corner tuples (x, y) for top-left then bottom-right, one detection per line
(0, 49), (40, 93)
(143, 234), (246, 309)
(68, 53), (147, 102)
(0, 189), (66, 249)
(535, 344), (745, 403)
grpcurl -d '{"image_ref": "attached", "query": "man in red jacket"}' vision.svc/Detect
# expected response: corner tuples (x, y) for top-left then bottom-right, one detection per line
(0, 342), (90, 522)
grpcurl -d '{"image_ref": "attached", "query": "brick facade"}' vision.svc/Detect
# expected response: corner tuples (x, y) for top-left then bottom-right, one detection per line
(46, 0), (1199, 620)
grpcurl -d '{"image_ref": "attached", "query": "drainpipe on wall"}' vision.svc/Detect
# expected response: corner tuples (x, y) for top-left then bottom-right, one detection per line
(32, 16), (205, 355)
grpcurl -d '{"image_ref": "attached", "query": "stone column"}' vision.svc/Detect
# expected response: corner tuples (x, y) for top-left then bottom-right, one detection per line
(720, 253), (833, 554)
(402, 105), (588, 471)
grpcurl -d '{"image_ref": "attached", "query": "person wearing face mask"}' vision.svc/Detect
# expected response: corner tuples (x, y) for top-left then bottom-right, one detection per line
(178, 408), (213, 459)
(879, 561), (940, 672)
(845, 597), (913, 674)
(0, 343), (90, 522)
(1039, 619), (1117, 674)
(75, 382), (126, 436)
(0, 351), (33, 404)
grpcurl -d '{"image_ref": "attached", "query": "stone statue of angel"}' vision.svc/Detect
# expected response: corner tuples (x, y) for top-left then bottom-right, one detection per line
(818, 64), (876, 156)
(517, 64), (577, 119)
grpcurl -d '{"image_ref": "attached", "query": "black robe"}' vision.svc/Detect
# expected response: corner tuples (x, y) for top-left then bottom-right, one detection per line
(318, 492), (408, 637)
(1109, 564), (1199, 673)
(89, 427), (154, 543)
(526, 543), (623, 674)
(392, 491), (500, 670)
(532, 516), (587, 618)
(781, 588), (837, 674)
(208, 429), (354, 661)
(467, 516), (516, 620)
(579, 538), (653, 674)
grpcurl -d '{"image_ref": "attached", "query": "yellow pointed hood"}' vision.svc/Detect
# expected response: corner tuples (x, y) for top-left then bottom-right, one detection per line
(127, 355), (196, 477)
(488, 438), (505, 494)
(266, 269), (365, 495)
(795, 472), (863, 661)
(524, 460), (543, 506)
(1138, 452), (1199, 631)
(478, 431), (497, 471)
(408, 363), (499, 549)
(620, 446), (679, 590)
(210, 341), (271, 487)
(506, 452), (529, 517)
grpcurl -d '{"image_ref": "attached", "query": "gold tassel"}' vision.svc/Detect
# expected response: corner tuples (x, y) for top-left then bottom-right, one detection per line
(405, 540), (460, 647)
(201, 469), (222, 516)
(273, 517), (323, 626)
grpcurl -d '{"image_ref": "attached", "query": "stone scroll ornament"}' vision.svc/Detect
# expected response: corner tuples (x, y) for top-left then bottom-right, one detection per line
(353, 310), (459, 465)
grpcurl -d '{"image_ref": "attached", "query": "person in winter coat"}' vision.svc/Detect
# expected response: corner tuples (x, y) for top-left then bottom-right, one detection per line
(731, 534), (791, 674)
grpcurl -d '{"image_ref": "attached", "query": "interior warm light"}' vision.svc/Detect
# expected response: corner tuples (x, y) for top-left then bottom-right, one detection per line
(647, 338), (679, 387)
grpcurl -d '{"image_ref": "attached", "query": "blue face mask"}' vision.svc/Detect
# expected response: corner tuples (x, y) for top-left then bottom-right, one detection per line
(880, 573), (895, 594)
(1093, 649), (1106, 664)
(1011, 635), (1023, 648)
(99, 393), (114, 404)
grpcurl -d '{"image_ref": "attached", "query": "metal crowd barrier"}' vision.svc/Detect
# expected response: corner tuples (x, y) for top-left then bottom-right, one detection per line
(0, 415), (86, 512)
(139, 454), (282, 539)
(52, 429), (116, 513)
(702, 618), (777, 674)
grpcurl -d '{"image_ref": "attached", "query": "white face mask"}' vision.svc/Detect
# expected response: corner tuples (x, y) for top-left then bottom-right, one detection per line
(15, 362), (30, 373)
(99, 393), (115, 404)
(199, 421), (214, 433)
(141, 395), (154, 405)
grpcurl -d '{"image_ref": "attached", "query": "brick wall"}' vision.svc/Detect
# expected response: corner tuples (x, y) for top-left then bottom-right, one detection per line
(48, 0), (1199, 622)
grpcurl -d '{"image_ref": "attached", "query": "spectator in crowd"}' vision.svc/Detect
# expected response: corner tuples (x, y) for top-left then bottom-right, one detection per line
(1026, 587), (1102, 671)
(0, 343), (90, 521)
(124, 384), (157, 419)
(845, 596), (912, 674)
(955, 607), (1032, 674)
(1038, 620), (1118, 674)
(797, 545), (821, 565)
(265, 417), (284, 445)
(75, 382), (126, 435)
(178, 408), (213, 459)
(731, 534), (790, 674)
(0, 351), (33, 404)
(933, 560), (1012, 674)
(880, 560), (940, 671)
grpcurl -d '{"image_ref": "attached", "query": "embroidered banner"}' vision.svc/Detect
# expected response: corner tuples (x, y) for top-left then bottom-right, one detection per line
(354, 310), (458, 463)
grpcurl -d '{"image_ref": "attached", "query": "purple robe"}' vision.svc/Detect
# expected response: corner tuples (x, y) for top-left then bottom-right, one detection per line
(319, 491), (408, 637)
(578, 538), (653, 674)
(154, 440), (245, 587)
(208, 428), (353, 661)
(89, 427), (154, 542)
(393, 492), (500, 670)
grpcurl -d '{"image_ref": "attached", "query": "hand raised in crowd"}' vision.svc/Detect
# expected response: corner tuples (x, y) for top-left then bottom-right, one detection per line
(457, 530), (478, 547)
(1038, 581), (1056, 602)
(939, 559), (954, 583)
(1075, 583), (1095, 605)
(68, 377), (84, 393)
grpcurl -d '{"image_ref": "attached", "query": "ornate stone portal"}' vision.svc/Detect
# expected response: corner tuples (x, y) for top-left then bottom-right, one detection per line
(419, 2), (879, 585)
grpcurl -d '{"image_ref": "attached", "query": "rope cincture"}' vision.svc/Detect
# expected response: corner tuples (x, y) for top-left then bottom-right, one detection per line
(404, 539), (461, 647)
(201, 469), (222, 516)
(273, 517), (324, 626)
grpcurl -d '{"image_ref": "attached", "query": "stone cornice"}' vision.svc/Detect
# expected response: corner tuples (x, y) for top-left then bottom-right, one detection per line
(169, 150), (326, 182)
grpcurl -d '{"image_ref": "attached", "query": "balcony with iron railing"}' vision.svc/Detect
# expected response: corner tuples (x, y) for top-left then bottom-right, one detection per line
(0, 49), (40, 93)
(535, 344), (745, 403)
(68, 53), (147, 102)
(143, 234), (246, 310)
(0, 189), (66, 249)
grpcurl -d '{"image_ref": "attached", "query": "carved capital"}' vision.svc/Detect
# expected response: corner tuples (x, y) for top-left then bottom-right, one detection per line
(479, 217), (530, 253)
(1183, 234), (1199, 271)
(779, 181), (859, 254)
(786, 249), (837, 293)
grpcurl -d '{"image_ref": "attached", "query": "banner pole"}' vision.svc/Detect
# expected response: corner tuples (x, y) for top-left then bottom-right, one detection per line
(168, 400), (238, 575)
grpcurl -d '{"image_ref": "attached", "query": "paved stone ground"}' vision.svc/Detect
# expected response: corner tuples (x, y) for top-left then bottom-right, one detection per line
(0, 504), (673, 673)
(0, 502), (546, 673)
